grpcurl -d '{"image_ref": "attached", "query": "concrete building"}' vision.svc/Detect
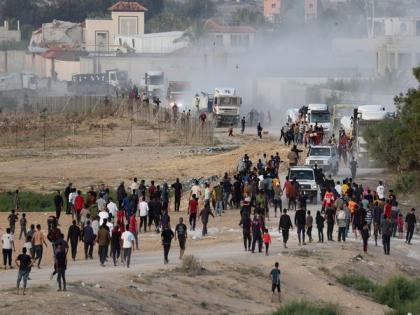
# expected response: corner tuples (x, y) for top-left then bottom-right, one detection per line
(84, 1), (147, 52)
(263, 0), (282, 22)
(333, 17), (420, 75)
(115, 31), (187, 54)
(29, 20), (83, 52)
(204, 20), (256, 51)
(0, 21), (21, 43)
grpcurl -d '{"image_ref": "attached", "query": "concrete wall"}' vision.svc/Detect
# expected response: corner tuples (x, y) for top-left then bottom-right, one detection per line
(54, 60), (80, 81)
(0, 50), (26, 73)
(115, 32), (187, 54)
(0, 28), (21, 42)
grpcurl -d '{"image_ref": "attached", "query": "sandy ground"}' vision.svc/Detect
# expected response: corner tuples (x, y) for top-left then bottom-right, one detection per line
(0, 125), (418, 314)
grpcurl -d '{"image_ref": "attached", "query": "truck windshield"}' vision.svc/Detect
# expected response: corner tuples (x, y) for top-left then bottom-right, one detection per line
(311, 112), (330, 123)
(219, 97), (239, 106)
(149, 75), (164, 85)
(309, 147), (331, 156)
(289, 170), (314, 180)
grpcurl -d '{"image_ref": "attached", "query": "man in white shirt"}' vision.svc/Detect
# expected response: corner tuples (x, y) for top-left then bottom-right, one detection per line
(377, 181), (385, 201)
(121, 225), (135, 268)
(334, 181), (342, 197)
(138, 197), (149, 233)
(69, 189), (77, 219)
(96, 196), (106, 212)
(2, 228), (15, 269)
(190, 180), (202, 200)
(204, 183), (211, 208)
(98, 209), (109, 226)
(107, 197), (118, 218)
(131, 177), (139, 195)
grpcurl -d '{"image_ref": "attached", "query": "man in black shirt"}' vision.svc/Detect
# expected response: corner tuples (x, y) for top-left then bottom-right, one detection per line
(175, 218), (188, 259)
(64, 183), (72, 215)
(54, 191), (64, 223)
(55, 244), (67, 291)
(161, 226), (174, 264)
(405, 208), (417, 245)
(15, 247), (33, 295)
(171, 178), (183, 212)
(325, 207), (336, 241)
(67, 220), (81, 261)
(279, 209), (293, 248)
(239, 214), (251, 251)
(294, 208), (306, 245)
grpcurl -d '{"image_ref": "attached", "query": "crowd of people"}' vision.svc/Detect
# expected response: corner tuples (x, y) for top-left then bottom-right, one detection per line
(1, 142), (417, 298)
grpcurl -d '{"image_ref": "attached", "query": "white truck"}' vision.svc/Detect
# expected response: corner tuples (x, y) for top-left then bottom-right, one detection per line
(307, 103), (332, 134)
(355, 105), (387, 167)
(194, 88), (242, 127)
(144, 70), (165, 98)
(212, 88), (242, 127)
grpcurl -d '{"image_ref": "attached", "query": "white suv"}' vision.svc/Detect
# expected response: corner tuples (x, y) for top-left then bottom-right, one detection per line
(305, 145), (340, 175)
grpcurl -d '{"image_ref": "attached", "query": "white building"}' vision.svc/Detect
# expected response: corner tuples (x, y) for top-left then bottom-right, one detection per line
(0, 21), (21, 43)
(115, 31), (187, 54)
(333, 17), (420, 75)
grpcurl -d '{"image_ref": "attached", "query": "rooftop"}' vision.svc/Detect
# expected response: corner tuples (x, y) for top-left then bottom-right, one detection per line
(108, 1), (148, 12)
(204, 20), (256, 34)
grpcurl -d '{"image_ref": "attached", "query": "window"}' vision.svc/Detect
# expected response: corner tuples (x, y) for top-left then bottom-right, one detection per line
(230, 34), (250, 48)
(272, 3), (276, 8)
(119, 17), (138, 36)
(95, 31), (108, 51)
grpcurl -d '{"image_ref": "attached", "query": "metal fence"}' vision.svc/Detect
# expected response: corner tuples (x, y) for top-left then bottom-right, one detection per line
(0, 96), (214, 150)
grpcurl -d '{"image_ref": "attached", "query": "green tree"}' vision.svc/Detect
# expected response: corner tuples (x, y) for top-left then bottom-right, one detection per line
(364, 67), (420, 170)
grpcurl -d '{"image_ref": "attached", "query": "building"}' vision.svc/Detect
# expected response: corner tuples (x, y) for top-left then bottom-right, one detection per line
(0, 21), (21, 43)
(29, 20), (83, 52)
(84, 1), (147, 52)
(333, 17), (420, 75)
(204, 20), (256, 51)
(305, 0), (318, 21)
(264, 0), (282, 22)
(115, 31), (187, 54)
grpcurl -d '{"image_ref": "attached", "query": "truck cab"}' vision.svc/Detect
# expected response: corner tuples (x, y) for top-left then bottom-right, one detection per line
(356, 105), (387, 167)
(213, 88), (242, 127)
(145, 71), (164, 98)
(304, 145), (339, 175)
(307, 103), (331, 134)
(287, 166), (318, 204)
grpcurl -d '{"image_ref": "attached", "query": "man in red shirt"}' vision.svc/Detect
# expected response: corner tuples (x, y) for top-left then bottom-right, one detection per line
(74, 190), (84, 224)
(383, 199), (392, 219)
(323, 188), (335, 210)
(188, 194), (199, 231)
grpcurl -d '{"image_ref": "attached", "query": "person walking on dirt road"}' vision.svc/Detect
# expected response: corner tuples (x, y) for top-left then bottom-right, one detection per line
(66, 220), (81, 261)
(279, 209), (293, 248)
(257, 122), (263, 139)
(405, 208), (416, 245)
(239, 213), (252, 251)
(381, 215), (392, 255)
(161, 225), (174, 264)
(121, 224), (135, 268)
(270, 262), (281, 302)
(175, 217), (187, 260)
(171, 178), (183, 212)
(199, 204), (214, 236)
(241, 116), (246, 134)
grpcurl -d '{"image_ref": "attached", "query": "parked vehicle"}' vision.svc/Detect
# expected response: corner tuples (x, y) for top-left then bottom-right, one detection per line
(304, 145), (340, 175)
(69, 69), (129, 95)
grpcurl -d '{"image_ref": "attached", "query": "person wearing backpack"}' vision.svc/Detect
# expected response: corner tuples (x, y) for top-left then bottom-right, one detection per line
(336, 206), (348, 242)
